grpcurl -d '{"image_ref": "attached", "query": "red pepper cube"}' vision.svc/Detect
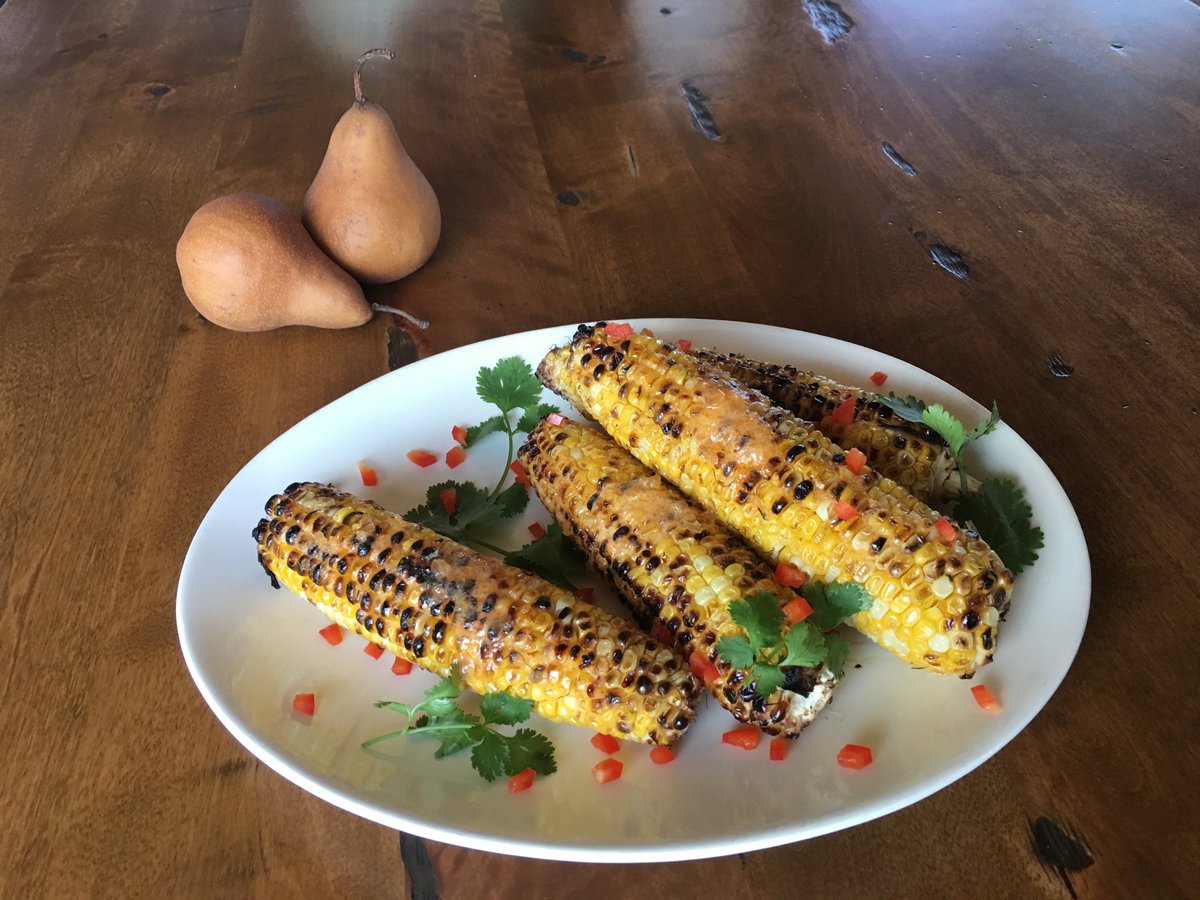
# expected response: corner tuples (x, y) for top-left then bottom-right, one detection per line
(676, 339), (693, 353)
(837, 743), (873, 769)
(406, 449), (437, 468)
(830, 396), (857, 426)
(783, 598), (813, 624)
(292, 693), (315, 716)
(439, 487), (457, 516)
(769, 738), (790, 762)
(774, 561), (807, 588)
(688, 650), (721, 686)
(591, 733), (620, 755)
(592, 758), (623, 784)
(971, 684), (1003, 715)
(391, 657), (413, 676)
(357, 461), (378, 487)
(650, 621), (673, 645)
(318, 623), (343, 646)
(510, 459), (529, 486)
(722, 726), (761, 751)
(577, 587), (594, 603)
(833, 501), (859, 522)
(935, 517), (957, 543)
(363, 642), (385, 660)
(603, 322), (635, 338)
(649, 746), (676, 766)
(452, 425), (469, 446)
(870, 371), (888, 386)
(508, 767), (536, 794)
(640, 327), (655, 337)
(445, 446), (467, 469)
(527, 522), (546, 540)
(546, 412), (565, 426)
(846, 447), (867, 475)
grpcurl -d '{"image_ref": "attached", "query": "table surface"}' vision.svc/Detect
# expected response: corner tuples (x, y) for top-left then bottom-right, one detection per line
(3, 0), (1198, 896)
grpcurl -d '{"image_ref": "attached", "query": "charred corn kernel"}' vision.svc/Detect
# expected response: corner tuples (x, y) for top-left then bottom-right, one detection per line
(691, 347), (961, 507)
(519, 420), (837, 737)
(252, 482), (700, 745)
(538, 325), (1013, 676)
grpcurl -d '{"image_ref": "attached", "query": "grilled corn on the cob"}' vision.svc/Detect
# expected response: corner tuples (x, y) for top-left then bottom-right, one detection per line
(692, 348), (960, 506)
(537, 325), (1013, 676)
(253, 482), (700, 744)
(520, 419), (837, 737)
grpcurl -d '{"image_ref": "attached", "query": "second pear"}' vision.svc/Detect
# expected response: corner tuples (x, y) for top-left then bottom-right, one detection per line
(303, 49), (441, 284)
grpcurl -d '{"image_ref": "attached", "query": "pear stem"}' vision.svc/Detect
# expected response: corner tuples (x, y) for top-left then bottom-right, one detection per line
(371, 303), (429, 329)
(353, 48), (396, 105)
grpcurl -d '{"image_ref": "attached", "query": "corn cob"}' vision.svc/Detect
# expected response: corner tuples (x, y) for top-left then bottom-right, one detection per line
(537, 325), (1013, 676)
(253, 482), (700, 744)
(692, 348), (960, 507)
(520, 419), (837, 737)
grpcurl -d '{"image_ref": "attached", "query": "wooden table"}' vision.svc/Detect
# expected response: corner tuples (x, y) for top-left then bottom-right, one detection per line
(3, 0), (1197, 896)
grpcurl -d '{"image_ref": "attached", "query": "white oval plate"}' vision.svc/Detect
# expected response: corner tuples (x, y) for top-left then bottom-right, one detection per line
(177, 319), (1089, 863)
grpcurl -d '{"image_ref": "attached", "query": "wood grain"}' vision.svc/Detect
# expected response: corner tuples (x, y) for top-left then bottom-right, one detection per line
(1, 0), (1198, 896)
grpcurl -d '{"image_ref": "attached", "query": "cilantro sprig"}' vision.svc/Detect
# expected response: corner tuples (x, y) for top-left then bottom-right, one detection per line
(877, 392), (1044, 574)
(715, 584), (870, 698)
(363, 671), (557, 783)
(403, 356), (583, 586)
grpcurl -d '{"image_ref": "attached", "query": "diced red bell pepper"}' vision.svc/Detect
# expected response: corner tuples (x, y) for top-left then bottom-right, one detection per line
(510, 460), (530, 487)
(783, 598), (813, 624)
(649, 746), (676, 765)
(452, 425), (469, 446)
(774, 561), (807, 588)
(508, 767), (536, 793)
(407, 449), (437, 468)
(357, 461), (378, 487)
(688, 650), (721, 686)
(769, 737), (790, 761)
(445, 446), (467, 469)
(870, 371), (888, 386)
(318, 623), (343, 646)
(577, 587), (594, 603)
(722, 726), (761, 751)
(640, 327), (655, 337)
(591, 733), (620, 755)
(604, 322), (635, 338)
(830, 396), (857, 426)
(833, 501), (859, 522)
(676, 339), (693, 353)
(440, 487), (457, 516)
(650, 621), (673, 645)
(363, 642), (385, 660)
(292, 693), (315, 716)
(391, 657), (413, 676)
(546, 412), (565, 426)
(971, 684), (1003, 715)
(837, 743), (873, 769)
(592, 758), (623, 784)
(935, 517), (957, 543)
(528, 522), (546, 540)
(845, 447), (867, 475)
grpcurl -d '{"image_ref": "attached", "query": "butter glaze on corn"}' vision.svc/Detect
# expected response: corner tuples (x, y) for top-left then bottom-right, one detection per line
(520, 419), (837, 737)
(253, 482), (700, 744)
(537, 325), (1013, 676)
(692, 348), (960, 507)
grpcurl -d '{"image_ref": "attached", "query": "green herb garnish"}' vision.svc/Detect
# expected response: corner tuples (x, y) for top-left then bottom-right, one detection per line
(364, 671), (557, 783)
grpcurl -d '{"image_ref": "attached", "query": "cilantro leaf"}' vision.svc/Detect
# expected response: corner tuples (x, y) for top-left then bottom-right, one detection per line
(954, 477), (1044, 574)
(801, 581), (873, 631)
(964, 402), (1001, 447)
(516, 402), (561, 434)
(780, 623), (826, 668)
(491, 482), (530, 519)
(479, 692), (533, 727)
(921, 404), (967, 456)
(503, 524), (585, 590)
(505, 728), (557, 776)
(423, 672), (463, 703)
(465, 415), (506, 447)
(475, 357), (543, 414)
(729, 592), (785, 652)
(823, 634), (851, 678)
(714, 635), (756, 668)
(751, 664), (785, 698)
(405, 481), (525, 544)
(878, 393), (928, 424)
(470, 729), (511, 782)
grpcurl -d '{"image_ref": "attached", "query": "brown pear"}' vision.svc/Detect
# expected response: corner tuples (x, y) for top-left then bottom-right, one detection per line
(302, 49), (441, 284)
(176, 193), (370, 331)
